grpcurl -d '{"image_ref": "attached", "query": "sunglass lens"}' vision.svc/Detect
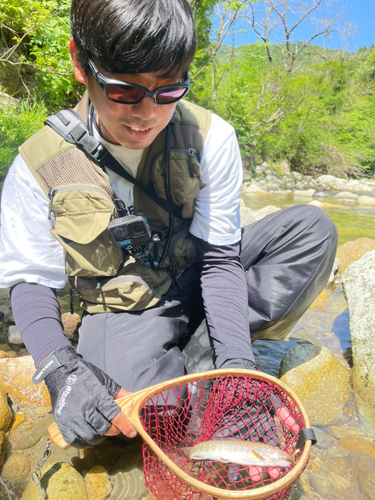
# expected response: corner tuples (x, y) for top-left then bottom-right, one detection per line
(106, 84), (146, 103)
(156, 87), (188, 104)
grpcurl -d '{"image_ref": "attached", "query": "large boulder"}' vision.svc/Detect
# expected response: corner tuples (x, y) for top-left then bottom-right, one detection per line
(341, 250), (375, 436)
(0, 355), (51, 407)
(21, 462), (87, 500)
(336, 238), (375, 273)
(279, 345), (351, 426)
(358, 195), (375, 207)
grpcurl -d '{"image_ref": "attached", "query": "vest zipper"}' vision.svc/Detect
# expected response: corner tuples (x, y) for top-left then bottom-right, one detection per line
(169, 148), (198, 179)
(48, 187), (56, 220)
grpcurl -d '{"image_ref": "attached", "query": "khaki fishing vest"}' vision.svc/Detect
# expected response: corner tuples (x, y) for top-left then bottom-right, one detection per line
(19, 94), (211, 313)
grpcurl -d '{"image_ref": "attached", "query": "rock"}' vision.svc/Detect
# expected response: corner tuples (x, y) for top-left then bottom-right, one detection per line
(328, 259), (340, 286)
(336, 238), (375, 273)
(0, 431), (5, 467)
(311, 426), (333, 450)
(0, 352), (9, 360)
(240, 207), (256, 227)
(0, 385), (12, 432)
(252, 206), (281, 221)
(341, 250), (375, 436)
(294, 189), (315, 198)
(10, 413), (26, 431)
(21, 462), (88, 500)
(316, 175), (347, 190)
(279, 344), (322, 378)
(8, 325), (23, 345)
(85, 465), (112, 500)
(307, 200), (324, 208)
(334, 192), (359, 202)
(1, 452), (31, 483)
(243, 180), (264, 194)
(61, 313), (81, 339)
(309, 472), (336, 497)
(12, 413), (54, 450)
(358, 195), (375, 207)
(279, 160), (290, 174)
(0, 356), (51, 407)
(279, 346), (351, 426)
(313, 191), (329, 198)
(338, 437), (375, 460)
(0, 306), (10, 321)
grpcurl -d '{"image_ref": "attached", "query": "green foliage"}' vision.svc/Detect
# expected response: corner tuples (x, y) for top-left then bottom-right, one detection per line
(0, 99), (48, 178)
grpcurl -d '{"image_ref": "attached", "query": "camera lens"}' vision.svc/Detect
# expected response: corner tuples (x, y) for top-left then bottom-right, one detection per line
(129, 222), (146, 237)
(112, 225), (130, 242)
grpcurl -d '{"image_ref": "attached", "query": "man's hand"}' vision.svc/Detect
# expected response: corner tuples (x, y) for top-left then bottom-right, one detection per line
(44, 347), (137, 448)
(105, 388), (137, 438)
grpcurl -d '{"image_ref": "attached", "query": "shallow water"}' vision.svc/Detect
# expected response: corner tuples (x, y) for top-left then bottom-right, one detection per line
(244, 191), (375, 245)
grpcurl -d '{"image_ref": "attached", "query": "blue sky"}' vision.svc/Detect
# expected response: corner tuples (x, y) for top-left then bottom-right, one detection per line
(224, 0), (374, 51)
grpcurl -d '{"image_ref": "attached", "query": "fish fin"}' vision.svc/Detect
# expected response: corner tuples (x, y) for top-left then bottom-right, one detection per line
(253, 451), (265, 461)
(182, 447), (191, 458)
(219, 457), (230, 463)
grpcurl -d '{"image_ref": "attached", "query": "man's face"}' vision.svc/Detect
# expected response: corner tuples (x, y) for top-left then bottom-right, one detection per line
(70, 43), (178, 150)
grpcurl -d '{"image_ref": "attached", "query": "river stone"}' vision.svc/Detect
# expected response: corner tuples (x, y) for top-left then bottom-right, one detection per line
(0, 385), (11, 432)
(0, 431), (4, 467)
(84, 465), (112, 500)
(309, 472), (336, 497)
(336, 237), (375, 273)
(1, 452), (31, 483)
(240, 206), (256, 227)
(8, 325), (23, 345)
(61, 312), (81, 339)
(279, 346), (351, 426)
(333, 191), (359, 201)
(307, 200), (324, 208)
(21, 462), (87, 500)
(294, 189), (315, 198)
(327, 259), (340, 285)
(338, 437), (375, 460)
(253, 205), (281, 221)
(0, 355), (51, 407)
(12, 413), (55, 450)
(279, 344), (322, 377)
(358, 195), (375, 207)
(341, 250), (375, 435)
(243, 180), (264, 194)
(311, 426), (333, 449)
(313, 191), (328, 198)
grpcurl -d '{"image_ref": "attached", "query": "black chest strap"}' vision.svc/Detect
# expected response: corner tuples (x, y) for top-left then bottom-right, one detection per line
(45, 109), (183, 219)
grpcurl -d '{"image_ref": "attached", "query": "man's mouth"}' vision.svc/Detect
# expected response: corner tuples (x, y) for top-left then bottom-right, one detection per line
(130, 127), (150, 132)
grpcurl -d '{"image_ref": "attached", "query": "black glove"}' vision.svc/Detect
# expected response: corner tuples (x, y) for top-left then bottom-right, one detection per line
(40, 346), (122, 448)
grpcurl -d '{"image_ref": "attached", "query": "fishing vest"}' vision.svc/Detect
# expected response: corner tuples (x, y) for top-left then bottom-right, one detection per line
(19, 93), (211, 313)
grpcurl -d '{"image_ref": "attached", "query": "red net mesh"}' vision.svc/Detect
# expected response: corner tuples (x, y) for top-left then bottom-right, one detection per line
(140, 374), (308, 499)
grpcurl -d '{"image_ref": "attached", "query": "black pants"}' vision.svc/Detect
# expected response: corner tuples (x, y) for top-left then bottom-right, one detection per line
(78, 205), (338, 391)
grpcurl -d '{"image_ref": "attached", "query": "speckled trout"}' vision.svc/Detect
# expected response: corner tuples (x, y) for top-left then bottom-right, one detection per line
(183, 439), (292, 468)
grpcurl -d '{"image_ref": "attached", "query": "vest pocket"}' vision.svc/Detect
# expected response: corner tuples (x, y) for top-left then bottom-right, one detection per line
(151, 149), (201, 218)
(49, 184), (123, 277)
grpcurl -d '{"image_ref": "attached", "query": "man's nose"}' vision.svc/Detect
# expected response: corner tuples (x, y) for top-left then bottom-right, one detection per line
(130, 96), (157, 120)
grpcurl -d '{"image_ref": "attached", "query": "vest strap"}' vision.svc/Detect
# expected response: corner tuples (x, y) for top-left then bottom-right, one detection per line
(45, 110), (184, 219)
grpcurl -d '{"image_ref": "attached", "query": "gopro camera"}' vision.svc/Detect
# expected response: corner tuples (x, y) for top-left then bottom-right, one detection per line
(108, 214), (152, 248)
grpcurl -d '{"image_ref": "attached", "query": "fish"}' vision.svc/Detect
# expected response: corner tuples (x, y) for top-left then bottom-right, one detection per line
(182, 439), (292, 468)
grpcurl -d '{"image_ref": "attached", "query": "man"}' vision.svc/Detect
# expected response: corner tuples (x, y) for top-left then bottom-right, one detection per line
(0, 0), (337, 481)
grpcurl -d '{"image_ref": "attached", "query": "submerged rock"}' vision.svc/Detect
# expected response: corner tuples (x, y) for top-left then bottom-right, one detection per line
(1, 452), (31, 483)
(336, 238), (375, 273)
(0, 355), (51, 407)
(0, 386), (11, 433)
(279, 344), (322, 377)
(84, 465), (112, 500)
(21, 462), (88, 500)
(341, 250), (375, 436)
(279, 346), (351, 426)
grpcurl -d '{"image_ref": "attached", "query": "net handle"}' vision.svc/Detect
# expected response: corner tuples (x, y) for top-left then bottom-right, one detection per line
(48, 369), (312, 499)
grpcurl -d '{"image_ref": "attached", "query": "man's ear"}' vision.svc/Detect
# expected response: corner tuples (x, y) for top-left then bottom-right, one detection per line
(69, 38), (87, 85)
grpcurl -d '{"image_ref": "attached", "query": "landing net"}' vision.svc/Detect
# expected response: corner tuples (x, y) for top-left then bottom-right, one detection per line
(140, 374), (307, 499)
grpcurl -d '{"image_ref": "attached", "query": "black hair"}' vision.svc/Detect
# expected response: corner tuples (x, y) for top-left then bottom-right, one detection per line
(70, 0), (197, 78)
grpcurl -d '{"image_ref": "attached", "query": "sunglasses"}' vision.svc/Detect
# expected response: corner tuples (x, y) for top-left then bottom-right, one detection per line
(88, 59), (190, 105)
